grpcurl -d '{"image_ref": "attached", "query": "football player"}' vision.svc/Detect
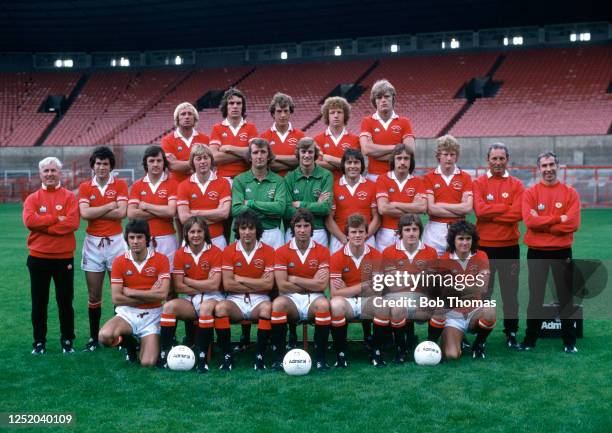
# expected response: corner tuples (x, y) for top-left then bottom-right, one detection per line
(438, 221), (495, 360)
(214, 210), (275, 371)
(375, 143), (427, 251)
(78, 146), (128, 352)
(157, 216), (222, 372)
(359, 79), (415, 182)
(98, 219), (170, 367)
(422, 135), (473, 256)
(329, 214), (382, 367)
(271, 209), (332, 371)
(261, 92), (304, 176)
(128, 145), (178, 266)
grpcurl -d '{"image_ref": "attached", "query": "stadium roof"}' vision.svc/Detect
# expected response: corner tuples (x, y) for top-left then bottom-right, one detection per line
(0, 0), (606, 52)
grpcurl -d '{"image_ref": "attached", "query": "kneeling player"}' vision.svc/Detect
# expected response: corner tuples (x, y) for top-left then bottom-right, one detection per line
(439, 221), (496, 360)
(214, 210), (274, 371)
(271, 209), (332, 371)
(381, 213), (438, 364)
(157, 216), (223, 372)
(98, 219), (170, 366)
(329, 214), (382, 368)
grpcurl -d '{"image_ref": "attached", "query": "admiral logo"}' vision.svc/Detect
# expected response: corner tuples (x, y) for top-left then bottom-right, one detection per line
(106, 190), (117, 198)
(406, 188), (415, 197)
(254, 258), (264, 269)
(434, 183), (440, 189)
(541, 321), (561, 330)
(126, 270), (133, 276)
(185, 264), (191, 269)
(158, 190), (167, 198)
(374, 128), (380, 133)
(338, 195), (345, 201)
(191, 193), (197, 200)
(451, 181), (463, 191)
(398, 260), (404, 266)
(294, 188), (300, 194)
(90, 195), (96, 200)
(208, 191), (220, 200)
(391, 125), (402, 134)
(538, 203), (545, 211)
(357, 191), (368, 200)
(55, 204), (63, 211)
(140, 191), (146, 196)
(270, 140), (276, 145)
(144, 267), (156, 277)
(222, 132), (228, 138)
(246, 188), (252, 193)
(343, 267), (350, 273)
(501, 192), (509, 199)
(177, 146), (183, 152)
(239, 133), (249, 141)
(236, 262), (242, 267)
(289, 262), (295, 268)
(389, 187), (395, 193)
(324, 143), (330, 148)
(555, 202), (563, 208)
(486, 194), (494, 201)
(267, 189), (276, 199)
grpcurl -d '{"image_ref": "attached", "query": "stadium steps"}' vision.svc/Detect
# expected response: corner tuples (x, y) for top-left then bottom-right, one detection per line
(302, 60), (379, 132)
(232, 67), (257, 87)
(95, 70), (195, 145)
(486, 53), (506, 78)
(438, 100), (473, 137)
(34, 73), (89, 147)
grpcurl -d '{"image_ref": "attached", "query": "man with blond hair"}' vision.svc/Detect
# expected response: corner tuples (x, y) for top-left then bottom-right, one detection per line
(161, 102), (210, 184)
(359, 79), (415, 182)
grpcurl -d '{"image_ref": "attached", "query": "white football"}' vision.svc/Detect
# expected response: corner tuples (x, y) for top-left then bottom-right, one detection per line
(167, 345), (196, 371)
(282, 349), (312, 376)
(414, 341), (442, 365)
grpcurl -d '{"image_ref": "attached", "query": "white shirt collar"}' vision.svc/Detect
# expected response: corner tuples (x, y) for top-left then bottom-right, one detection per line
(236, 240), (263, 253)
(271, 122), (293, 133)
(434, 165), (461, 176)
(91, 175), (115, 188)
(41, 182), (61, 190)
(289, 238), (315, 251)
(343, 243), (370, 258)
(487, 170), (509, 178)
(388, 170), (413, 181)
(221, 117), (246, 128)
(174, 129), (199, 139)
(339, 175), (367, 186)
(397, 240), (425, 253)
(190, 171), (218, 184)
(143, 172), (168, 184)
(325, 127), (348, 138)
(372, 111), (399, 121)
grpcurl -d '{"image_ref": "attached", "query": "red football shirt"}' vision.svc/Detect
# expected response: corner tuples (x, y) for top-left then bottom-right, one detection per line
(128, 173), (178, 237)
(110, 250), (170, 309)
(359, 112), (414, 176)
(176, 173), (231, 239)
(314, 128), (360, 180)
(332, 175), (377, 232)
(261, 123), (304, 177)
(274, 239), (330, 280)
(210, 118), (258, 178)
(382, 241), (438, 293)
(423, 166), (473, 224)
(172, 243), (222, 280)
(78, 176), (129, 237)
(221, 240), (275, 294)
(161, 129), (210, 184)
(438, 250), (490, 313)
(330, 244), (381, 288)
(376, 171), (426, 230)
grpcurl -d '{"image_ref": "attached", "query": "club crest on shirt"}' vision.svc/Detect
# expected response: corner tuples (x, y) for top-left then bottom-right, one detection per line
(486, 194), (494, 201)
(158, 190), (167, 198)
(55, 204), (63, 211)
(502, 192), (509, 198)
(208, 191), (220, 200)
(451, 181), (463, 191)
(406, 188), (415, 196)
(253, 258), (264, 269)
(288, 138), (298, 145)
(391, 125), (402, 134)
(469, 264), (480, 273)
(538, 203), (545, 211)
(144, 267), (156, 277)
(267, 189), (276, 199)
(357, 191), (368, 200)
(308, 259), (318, 269)
(201, 261), (210, 270)
(313, 189), (322, 198)
(415, 260), (426, 268)
(341, 142), (351, 150)
(239, 133), (248, 141)
(39, 206), (47, 213)
(106, 190), (117, 198)
(555, 202), (563, 208)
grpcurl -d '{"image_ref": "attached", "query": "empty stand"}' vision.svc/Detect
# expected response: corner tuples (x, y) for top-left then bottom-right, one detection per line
(451, 46), (612, 137)
(0, 72), (80, 146)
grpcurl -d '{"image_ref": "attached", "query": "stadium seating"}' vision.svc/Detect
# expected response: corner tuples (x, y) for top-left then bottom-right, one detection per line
(0, 72), (80, 146)
(451, 46), (612, 137)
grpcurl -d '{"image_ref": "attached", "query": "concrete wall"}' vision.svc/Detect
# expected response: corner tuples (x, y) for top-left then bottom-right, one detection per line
(2, 135), (611, 176)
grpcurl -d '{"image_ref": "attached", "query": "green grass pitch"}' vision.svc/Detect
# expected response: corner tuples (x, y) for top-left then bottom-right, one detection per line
(0, 203), (610, 433)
